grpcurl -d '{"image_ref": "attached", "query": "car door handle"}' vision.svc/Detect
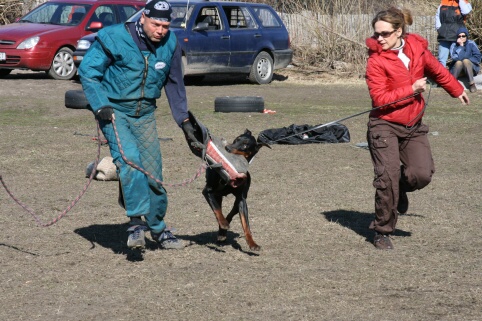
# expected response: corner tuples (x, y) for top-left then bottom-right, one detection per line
(221, 35), (230, 40)
(254, 33), (262, 38)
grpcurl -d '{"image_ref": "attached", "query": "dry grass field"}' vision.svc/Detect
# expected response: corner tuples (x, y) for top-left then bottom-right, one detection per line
(0, 70), (481, 320)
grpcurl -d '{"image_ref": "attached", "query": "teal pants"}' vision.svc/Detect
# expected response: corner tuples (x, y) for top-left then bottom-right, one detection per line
(100, 111), (167, 234)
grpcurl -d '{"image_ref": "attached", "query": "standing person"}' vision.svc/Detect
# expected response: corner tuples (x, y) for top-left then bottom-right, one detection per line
(79, 0), (203, 249)
(436, 0), (472, 67)
(365, 7), (470, 250)
(449, 26), (481, 93)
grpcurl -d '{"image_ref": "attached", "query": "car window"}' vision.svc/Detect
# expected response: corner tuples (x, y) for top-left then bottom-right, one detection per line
(119, 5), (139, 22)
(251, 7), (281, 28)
(21, 2), (91, 25)
(125, 5), (192, 28)
(87, 5), (116, 26)
(223, 6), (257, 29)
(194, 6), (222, 30)
(171, 4), (193, 28)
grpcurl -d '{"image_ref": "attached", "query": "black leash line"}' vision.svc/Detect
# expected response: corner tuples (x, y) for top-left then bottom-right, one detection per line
(271, 91), (426, 143)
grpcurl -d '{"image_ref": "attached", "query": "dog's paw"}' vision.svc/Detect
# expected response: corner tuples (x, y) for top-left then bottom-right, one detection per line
(217, 227), (228, 242)
(218, 218), (230, 230)
(219, 222), (229, 230)
(248, 243), (261, 251)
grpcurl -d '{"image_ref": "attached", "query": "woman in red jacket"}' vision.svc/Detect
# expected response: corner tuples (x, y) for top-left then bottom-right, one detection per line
(365, 7), (469, 250)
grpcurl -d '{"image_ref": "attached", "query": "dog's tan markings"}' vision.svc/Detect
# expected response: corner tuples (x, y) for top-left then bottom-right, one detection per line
(239, 212), (260, 251)
(214, 209), (230, 230)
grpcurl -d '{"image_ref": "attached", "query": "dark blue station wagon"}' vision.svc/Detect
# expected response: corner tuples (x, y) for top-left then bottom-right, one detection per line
(74, 0), (293, 84)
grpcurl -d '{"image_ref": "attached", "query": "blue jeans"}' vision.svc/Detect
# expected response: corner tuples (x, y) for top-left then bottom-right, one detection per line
(100, 110), (167, 234)
(438, 40), (453, 67)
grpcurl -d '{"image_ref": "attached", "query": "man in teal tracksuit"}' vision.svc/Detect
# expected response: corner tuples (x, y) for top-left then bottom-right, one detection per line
(79, 0), (202, 249)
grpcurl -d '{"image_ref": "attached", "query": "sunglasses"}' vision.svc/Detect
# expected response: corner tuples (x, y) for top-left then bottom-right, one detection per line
(373, 30), (396, 38)
(457, 35), (467, 38)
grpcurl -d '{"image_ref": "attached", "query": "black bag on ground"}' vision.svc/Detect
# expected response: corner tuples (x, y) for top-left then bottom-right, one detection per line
(257, 123), (350, 145)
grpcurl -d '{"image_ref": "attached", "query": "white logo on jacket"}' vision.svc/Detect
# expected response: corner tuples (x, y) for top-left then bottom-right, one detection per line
(155, 62), (166, 69)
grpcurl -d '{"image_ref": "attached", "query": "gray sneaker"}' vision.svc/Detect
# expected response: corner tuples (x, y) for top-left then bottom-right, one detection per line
(127, 225), (147, 248)
(152, 229), (185, 249)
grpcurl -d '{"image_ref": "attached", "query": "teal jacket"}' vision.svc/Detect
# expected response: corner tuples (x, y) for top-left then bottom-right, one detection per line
(79, 23), (178, 117)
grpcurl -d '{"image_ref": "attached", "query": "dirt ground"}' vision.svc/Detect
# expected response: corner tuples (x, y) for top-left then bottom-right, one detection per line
(1, 69), (481, 321)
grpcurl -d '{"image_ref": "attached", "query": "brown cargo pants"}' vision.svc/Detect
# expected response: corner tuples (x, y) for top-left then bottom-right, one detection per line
(367, 117), (435, 234)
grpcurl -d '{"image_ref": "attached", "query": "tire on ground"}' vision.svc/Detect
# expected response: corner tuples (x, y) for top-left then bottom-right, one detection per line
(65, 89), (90, 109)
(0, 69), (12, 78)
(214, 96), (264, 113)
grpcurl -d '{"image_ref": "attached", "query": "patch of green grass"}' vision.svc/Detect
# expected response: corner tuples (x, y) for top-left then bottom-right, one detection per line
(0, 108), (46, 126)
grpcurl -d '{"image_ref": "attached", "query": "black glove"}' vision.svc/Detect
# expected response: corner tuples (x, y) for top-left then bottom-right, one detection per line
(182, 120), (205, 149)
(95, 106), (114, 121)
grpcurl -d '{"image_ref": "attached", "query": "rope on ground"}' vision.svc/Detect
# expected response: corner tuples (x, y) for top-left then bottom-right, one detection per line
(0, 119), (206, 227)
(0, 121), (102, 227)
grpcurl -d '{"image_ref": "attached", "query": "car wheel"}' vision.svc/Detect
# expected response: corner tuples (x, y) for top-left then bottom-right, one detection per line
(184, 75), (205, 85)
(214, 96), (264, 113)
(248, 51), (273, 85)
(0, 69), (12, 78)
(48, 47), (77, 80)
(65, 89), (90, 110)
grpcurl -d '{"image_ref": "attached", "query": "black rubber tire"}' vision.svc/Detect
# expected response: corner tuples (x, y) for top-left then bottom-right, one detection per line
(248, 51), (274, 84)
(184, 75), (205, 85)
(0, 69), (12, 78)
(214, 96), (264, 113)
(65, 89), (90, 109)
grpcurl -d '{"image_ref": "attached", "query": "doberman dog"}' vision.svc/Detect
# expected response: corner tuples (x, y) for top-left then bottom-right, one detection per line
(202, 129), (270, 251)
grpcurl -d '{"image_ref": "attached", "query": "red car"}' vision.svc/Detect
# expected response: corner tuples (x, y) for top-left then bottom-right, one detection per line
(0, 0), (144, 80)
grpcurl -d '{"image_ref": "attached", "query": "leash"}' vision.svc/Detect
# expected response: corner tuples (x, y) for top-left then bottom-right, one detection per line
(405, 80), (433, 129)
(111, 116), (207, 187)
(0, 121), (103, 227)
(270, 91), (426, 143)
(0, 117), (207, 227)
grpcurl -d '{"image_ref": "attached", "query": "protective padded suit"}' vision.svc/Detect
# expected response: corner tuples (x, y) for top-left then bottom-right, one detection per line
(79, 22), (188, 235)
(101, 112), (168, 233)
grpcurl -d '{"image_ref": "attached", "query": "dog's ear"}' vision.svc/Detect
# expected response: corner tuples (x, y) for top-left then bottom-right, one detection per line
(244, 129), (252, 136)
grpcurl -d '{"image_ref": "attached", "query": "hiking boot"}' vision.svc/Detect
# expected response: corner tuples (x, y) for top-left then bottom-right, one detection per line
(152, 229), (185, 249)
(373, 233), (394, 250)
(469, 83), (477, 93)
(127, 225), (147, 248)
(397, 189), (409, 214)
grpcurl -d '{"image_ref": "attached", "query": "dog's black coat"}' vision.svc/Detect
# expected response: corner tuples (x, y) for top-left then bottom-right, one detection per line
(202, 129), (269, 251)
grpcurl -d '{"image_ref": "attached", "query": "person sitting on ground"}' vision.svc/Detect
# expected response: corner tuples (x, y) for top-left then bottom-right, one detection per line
(448, 26), (480, 93)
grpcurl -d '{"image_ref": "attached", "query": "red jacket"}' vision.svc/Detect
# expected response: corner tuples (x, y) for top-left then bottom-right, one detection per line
(365, 33), (463, 125)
